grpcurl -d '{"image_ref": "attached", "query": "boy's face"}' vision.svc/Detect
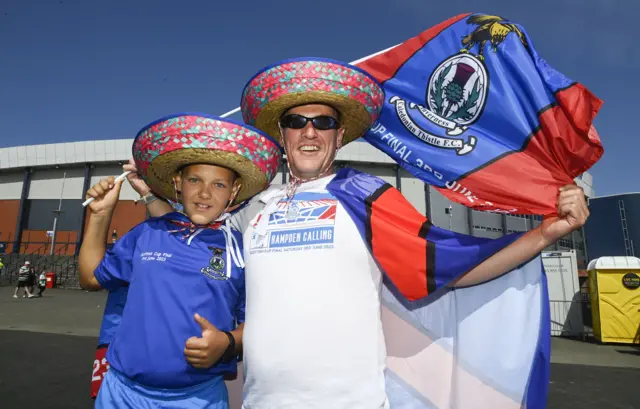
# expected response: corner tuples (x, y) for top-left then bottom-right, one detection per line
(174, 164), (240, 225)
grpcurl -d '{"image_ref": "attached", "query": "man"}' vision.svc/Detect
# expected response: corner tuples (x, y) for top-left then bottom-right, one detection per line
(13, 261), (35, 299)
(132, 58), (588, 408)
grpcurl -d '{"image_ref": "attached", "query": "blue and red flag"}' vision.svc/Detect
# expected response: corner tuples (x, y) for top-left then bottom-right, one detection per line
(327, 168), (551, 409)
(357, 13), (603, 215)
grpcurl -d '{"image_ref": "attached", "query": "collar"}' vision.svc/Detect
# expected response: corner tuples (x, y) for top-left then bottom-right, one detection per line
(258, 174), (336, 204)
(165, 211), (229, 242)
(254, 174), (336, 237)
(164, 212), (245, 279)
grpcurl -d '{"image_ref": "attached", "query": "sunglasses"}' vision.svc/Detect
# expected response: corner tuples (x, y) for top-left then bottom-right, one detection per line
(279, 114), (340, 130)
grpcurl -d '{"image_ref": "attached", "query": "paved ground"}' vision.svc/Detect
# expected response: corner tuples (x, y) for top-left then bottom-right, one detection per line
(0, 286), (638, 408)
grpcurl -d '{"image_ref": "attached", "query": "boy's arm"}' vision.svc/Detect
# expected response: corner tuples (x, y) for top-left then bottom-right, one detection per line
(79, 176), (124, 291)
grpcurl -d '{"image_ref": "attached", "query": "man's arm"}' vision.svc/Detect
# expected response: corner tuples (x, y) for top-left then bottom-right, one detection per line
(329, 173), (589, 302)
(146, 197), (174, 217)
(122, 159), (173, 218)
(452, 185), (588, 287)
(78, 176), (124, 291)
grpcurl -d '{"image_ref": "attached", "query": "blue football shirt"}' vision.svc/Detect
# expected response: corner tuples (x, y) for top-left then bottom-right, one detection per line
(94, 212), (245, 389)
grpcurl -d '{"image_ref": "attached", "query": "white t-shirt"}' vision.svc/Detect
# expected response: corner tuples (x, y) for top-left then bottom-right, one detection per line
(234, 175), (388, 409)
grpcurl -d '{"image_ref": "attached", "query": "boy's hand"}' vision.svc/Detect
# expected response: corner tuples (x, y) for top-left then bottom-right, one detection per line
(86, 176), (124, 216)
(184, 314), (231, 369)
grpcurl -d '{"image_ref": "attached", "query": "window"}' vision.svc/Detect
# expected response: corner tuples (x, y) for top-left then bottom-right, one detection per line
(474, 225), (502, 233)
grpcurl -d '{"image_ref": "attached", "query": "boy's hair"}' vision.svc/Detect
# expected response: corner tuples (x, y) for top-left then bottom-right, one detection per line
(177, 163), (240, 183)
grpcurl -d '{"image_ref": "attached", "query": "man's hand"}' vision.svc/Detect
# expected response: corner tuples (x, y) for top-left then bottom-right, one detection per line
(86, 177), (124, 216)
(540, 185), (589, 247)
(184, 314), (230, 369)
(452, 184), (589, 288)
(123, 158), (151, 197)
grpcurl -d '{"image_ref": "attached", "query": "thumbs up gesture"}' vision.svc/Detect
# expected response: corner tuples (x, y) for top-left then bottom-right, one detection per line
(184, 313), (231, 369)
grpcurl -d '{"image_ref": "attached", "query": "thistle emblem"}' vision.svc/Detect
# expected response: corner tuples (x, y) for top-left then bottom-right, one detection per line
(201, 247), (227, 280)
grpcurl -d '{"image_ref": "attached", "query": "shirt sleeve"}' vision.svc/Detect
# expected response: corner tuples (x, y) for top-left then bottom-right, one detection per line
(94, 222), (147, 290)
(228, 199), (265, 234)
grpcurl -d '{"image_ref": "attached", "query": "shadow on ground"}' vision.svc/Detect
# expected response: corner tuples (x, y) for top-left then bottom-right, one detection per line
(1, 329), (640, 409)
(0, 331), (97, 409)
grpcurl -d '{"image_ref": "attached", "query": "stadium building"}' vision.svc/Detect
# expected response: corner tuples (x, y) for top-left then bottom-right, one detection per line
(584, 193), (640, 260)
(0, 138), (595, 285)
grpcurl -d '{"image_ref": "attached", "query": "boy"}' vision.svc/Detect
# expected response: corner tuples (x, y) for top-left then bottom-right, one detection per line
(37, 267), (47, 297)
(79, 113), (281, 409)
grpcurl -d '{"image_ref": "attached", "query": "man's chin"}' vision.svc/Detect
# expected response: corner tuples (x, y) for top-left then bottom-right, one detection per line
(292, 165), (329, 180)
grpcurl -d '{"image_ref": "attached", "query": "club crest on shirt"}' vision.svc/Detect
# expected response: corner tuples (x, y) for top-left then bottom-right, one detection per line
(201, 247), (228, 280)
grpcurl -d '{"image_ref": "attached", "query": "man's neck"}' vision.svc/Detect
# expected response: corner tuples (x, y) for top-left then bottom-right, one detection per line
(291, 169), (336, 183)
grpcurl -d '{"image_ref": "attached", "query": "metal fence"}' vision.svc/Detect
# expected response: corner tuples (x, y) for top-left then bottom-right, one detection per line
(1, 255), (599, 339)
(0, 252), (81, 289)
(0, 235), (78, 256)
(549, 297), (594, 339)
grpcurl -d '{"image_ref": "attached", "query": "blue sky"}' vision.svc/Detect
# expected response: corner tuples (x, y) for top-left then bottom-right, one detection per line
(0, 0), (636, 196)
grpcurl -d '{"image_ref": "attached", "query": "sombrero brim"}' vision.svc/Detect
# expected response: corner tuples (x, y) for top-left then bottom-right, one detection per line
(241, 57), (384, 146)
(133, 113), (282, 205)
(145, 149), (268, 204)
(253, 90), (374, 146)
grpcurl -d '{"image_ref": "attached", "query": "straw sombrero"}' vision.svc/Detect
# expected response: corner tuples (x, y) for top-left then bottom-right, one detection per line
(241, 57), (385, 146)
(133, 113), (282, 205)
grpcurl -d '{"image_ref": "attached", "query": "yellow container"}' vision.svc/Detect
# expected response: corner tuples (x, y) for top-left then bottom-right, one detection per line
(587, 257), (640, 344)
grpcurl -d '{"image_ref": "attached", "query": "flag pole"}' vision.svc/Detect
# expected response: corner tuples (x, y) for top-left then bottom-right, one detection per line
(219, 44), (399, 119)
(82, 43), (400, 208)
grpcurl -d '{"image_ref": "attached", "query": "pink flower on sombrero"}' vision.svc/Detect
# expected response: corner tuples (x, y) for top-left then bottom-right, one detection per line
(241, 57), (385, 146)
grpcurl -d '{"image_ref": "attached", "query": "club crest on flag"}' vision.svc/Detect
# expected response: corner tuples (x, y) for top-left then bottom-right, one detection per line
(389, 51), (485, 156)
(388, 15), (532, 157)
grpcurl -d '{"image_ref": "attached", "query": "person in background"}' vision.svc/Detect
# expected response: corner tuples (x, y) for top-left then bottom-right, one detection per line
(37, 267), (47, 297)
(13, 261), (35, 299)
(27, 263), (36, 296)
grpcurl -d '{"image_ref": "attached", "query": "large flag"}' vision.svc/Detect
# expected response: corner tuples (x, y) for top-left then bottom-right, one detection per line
(357, 13), (604, 215)
(327, 168), (550, 409)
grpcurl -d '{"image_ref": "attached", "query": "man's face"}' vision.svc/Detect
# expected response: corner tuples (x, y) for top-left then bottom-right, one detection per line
(174, 164), (240, 225)
(279, 104), (344, 180)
